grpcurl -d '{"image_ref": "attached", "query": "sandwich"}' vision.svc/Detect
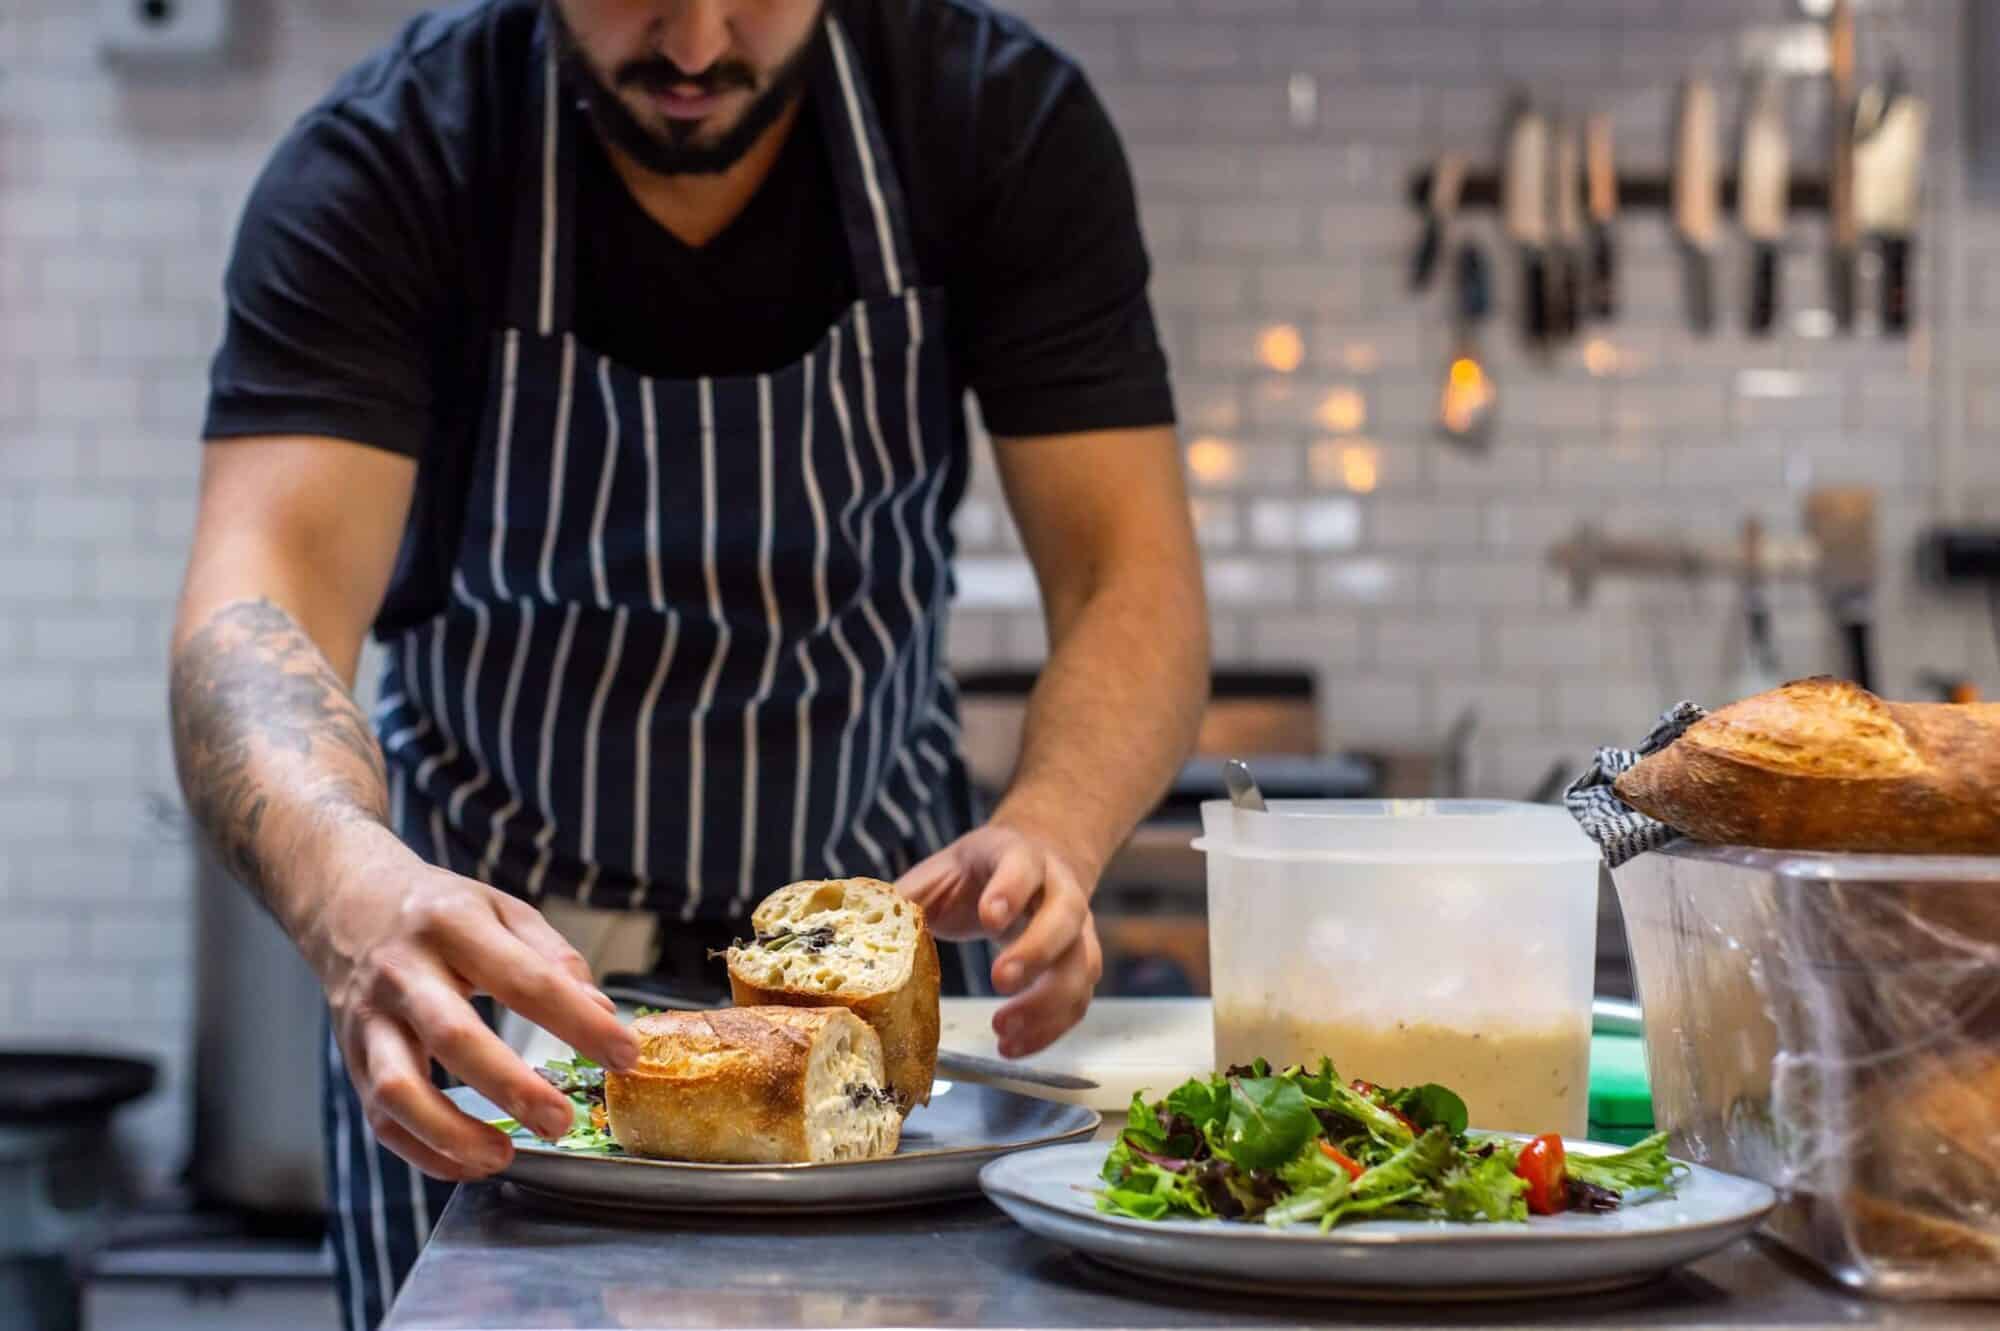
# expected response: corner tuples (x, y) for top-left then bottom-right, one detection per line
(603, 1006), (902, 1164)
(723, 878), (941, 1114)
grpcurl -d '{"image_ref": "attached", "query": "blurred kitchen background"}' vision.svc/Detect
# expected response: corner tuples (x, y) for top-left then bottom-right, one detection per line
(4, 0), (2000, 1325)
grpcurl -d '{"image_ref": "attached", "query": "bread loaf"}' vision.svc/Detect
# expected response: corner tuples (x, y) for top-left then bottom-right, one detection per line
(1613, 676), (2000, 854)
(603, 1007), (902, 1164)
(725, 878), (940, 1114)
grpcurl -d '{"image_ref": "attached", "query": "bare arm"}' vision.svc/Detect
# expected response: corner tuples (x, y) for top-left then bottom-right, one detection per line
(988, 423), (1209, 877)
(171, 437), (635, 1178)
(901, 425), (1208, 1054)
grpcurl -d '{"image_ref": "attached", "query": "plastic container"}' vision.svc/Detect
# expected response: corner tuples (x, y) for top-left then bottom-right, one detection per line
(1613, 842), (2000, 1299)
(1196, 799), (1601, 1138)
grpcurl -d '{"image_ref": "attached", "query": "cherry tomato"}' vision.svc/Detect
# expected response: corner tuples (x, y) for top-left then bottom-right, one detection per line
(1318, 1142), (1365, 1181)
(1515, 1133), (1569, 1216)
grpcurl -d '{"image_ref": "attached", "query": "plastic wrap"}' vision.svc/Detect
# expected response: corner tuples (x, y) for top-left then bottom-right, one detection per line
(1613, 842), (2000, 1298)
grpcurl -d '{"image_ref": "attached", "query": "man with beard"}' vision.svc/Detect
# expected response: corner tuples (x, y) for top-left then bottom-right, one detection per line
(170, 1), (1206, 1325)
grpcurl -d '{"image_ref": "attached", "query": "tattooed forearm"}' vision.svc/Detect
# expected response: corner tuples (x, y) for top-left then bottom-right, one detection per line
(169, 597), (389, 910)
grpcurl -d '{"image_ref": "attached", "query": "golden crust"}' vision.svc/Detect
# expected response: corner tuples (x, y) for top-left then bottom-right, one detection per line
(603, 1006), (882, 1163)
(725, 878), (941, 1115)
(1613, 676), (2000, 854)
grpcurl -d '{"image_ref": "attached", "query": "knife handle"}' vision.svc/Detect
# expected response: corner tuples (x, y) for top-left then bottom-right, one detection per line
(1881, 235), (1912, 335)
(1587, 224), (1615, 319)
(1410, 218), (1443, 292)
(1682, 247), (1715, 336)
(1749, 244), (1779, 338)
(1829, 248), (1858, 333)
(1523, 249), (1549, 346)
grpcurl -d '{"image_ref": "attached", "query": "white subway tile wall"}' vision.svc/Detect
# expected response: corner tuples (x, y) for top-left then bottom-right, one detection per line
(0, 0), (1989, 1177)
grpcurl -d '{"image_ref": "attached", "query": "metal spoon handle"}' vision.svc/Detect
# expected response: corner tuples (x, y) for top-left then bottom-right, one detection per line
(1222, 759), (1267, 812)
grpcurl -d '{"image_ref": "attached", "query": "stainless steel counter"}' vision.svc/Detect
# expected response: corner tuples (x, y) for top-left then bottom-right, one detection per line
(385, 1182), (1995, 1331)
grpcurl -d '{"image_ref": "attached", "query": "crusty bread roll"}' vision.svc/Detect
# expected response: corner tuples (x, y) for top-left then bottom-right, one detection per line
(725, 878), (940, 1115)
(1613, 676), (2000, 854)
(604, 1007), (901, 1164)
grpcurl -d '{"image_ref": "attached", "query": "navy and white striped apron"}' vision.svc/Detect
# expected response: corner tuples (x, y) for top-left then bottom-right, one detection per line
(323, 15), (976, 1326)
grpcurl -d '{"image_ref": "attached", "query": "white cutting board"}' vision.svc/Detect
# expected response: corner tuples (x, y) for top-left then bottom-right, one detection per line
(940, 997), (1214, 1114)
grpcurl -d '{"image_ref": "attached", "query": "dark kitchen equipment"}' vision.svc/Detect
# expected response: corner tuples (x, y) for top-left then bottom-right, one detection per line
(193, 844), (328, 1219)
(1, 1052), (157, 1331)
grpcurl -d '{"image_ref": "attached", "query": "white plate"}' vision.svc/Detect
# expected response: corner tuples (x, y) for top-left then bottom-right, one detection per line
(979, 1140), (1776, 1301)
(446, 1082), (1098, 1215)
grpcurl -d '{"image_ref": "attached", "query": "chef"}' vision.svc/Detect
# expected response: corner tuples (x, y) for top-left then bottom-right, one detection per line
(167, 0), (1205, 1325)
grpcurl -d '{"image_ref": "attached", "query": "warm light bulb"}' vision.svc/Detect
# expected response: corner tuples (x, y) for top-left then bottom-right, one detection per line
(1257, 323), (1305, 374)
(1316, 387), (1367, 433)
(1186, 436), (1241, 485)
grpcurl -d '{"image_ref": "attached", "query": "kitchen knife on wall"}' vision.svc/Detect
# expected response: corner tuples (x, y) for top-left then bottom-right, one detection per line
(1672, 76), (1720, 336)
(1502, 100), (1551, 350)
(1550, 117), (1584, 342)
(1740, 74), (1790, 337)
(1827, 0), (1859, 332)
(1410, 152), (1467, 293)
(1585, 113), (1618, 320)
(1855, 82), (1928, 336)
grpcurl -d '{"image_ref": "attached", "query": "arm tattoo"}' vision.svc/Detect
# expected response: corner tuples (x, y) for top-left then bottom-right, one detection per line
(169, 598), (389, 905)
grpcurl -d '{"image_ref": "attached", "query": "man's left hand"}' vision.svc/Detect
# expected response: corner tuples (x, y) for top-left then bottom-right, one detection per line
(896, 823), (1103, 1058)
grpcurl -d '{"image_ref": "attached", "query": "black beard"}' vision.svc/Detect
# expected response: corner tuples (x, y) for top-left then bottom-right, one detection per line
(547, 4), (825, 177)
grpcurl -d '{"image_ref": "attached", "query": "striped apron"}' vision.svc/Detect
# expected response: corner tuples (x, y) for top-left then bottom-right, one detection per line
(322, 14), (976, 1327)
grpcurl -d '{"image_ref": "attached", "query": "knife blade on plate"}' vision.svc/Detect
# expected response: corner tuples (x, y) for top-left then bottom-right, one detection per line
(1855, 81), (1927, 336)
(1549, 117), (1583, 342)
(597, 974), (1099, 1093)
(1827, 0), (1858, 332)
(1672, 75), (1720, 336)
(1739, 73), (1790, 337)
(1502, 100), (1550, 350)
(1584, 112), (1617, 320)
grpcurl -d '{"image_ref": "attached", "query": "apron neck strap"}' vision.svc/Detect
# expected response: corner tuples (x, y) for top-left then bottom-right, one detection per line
(812, 12), (920, 301)
(506, 19), (574, 335)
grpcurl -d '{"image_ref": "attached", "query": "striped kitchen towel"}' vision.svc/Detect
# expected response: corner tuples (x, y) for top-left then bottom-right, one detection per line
(1563, 700), (1708, 867)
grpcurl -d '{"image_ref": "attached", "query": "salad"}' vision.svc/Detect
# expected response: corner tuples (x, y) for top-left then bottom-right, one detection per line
(1100, 1059), (1682, 1231)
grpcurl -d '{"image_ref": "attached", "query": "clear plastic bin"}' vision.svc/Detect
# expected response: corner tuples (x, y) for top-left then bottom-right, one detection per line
(1613, 842), (2000, 1299)
(1196, 800), (1601, 1138)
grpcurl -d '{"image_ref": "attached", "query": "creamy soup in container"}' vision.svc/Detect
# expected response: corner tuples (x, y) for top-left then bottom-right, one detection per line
(1197, 800), (1600, 1139)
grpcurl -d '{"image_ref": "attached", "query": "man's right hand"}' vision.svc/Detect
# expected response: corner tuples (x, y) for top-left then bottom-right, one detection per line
(301, 825), (640, 1180)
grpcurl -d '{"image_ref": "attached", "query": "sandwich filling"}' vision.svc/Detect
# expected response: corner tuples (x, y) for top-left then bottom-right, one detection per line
(805, 1021), (901, 1161)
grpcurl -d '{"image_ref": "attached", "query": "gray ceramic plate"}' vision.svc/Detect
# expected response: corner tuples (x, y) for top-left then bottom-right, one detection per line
(980, 1140), (1776, 1301)
(445, 1081), (1098, 1214)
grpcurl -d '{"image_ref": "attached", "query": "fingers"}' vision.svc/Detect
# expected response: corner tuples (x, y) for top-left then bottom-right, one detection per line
(354, 1015), (515, 1176)
(368, 1112), (494, 1183)
(491, 893), (608, 1002)
(992, 921), (1102, 1058)
(990, 861), (1087, 996)
(976, 839), (1043, 935)
(424, 898), (638, 1071)
(397, 975), (576, 1140)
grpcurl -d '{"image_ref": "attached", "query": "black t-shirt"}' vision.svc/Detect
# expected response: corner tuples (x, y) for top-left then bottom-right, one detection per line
(204, 0), (1174, 633)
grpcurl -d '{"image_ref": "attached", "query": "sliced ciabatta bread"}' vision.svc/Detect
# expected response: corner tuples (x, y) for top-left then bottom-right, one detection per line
(724, 878), (939, 1114)
(1613, 676), (2000, 854)
(603, 1007), (901, 1163)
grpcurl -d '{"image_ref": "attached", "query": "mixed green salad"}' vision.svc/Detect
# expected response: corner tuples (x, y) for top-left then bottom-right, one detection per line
(487, 1053), (622, 1153)
(1100, 1059), (1682, 1231)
